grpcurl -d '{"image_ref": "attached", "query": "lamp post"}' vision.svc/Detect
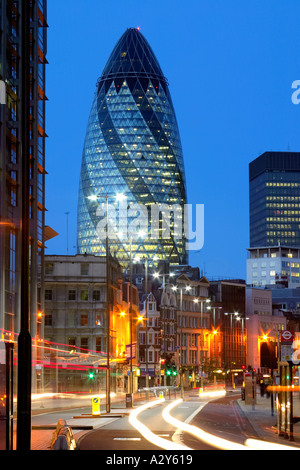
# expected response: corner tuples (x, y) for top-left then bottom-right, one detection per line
(88, 192), (123, 413)
(135, 251), (159, 399)
(236, 316), (249, 367)
(224, 312), (239, 388)
(172, 283), (191, 398)
(105, 195), (110, 413)
(129, 235), (133, 397)
(141, 256), (150, 400)
(193, 297), (210, 389)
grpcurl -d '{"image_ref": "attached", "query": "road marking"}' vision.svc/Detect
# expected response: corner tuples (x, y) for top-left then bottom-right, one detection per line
(113, 438), (141, 441)
(172, 402), (206, 447)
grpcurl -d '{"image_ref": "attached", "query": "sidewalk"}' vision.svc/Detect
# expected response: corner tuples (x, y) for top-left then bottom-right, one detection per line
(236, 390), (300, 448)
(30, 409), (131, 451)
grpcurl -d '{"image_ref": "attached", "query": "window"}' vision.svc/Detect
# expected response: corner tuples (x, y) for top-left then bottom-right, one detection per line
(93, 290), (100, 301)
(81, 314), (88, 326)
(140, 332), (145, 345)
(96, 337), (103, 352)
(81, 263), (89, 275)
(45, 263), (54, 274)
(96, 314), (102, 326)
(68, 311), (75, 327)
(80, 289), (88, 301)
(45, 289), (52, 301)
(68, 290), (76, 301)
(45, 314), (52, 326)
(68, 338), (76, 347)
(81, 337), (88, 350)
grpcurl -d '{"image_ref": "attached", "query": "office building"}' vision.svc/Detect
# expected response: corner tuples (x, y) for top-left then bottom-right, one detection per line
(210, 280), (247, 384)
(0, 1), (48, 346)
(249, 151), (300, 248)
(77, 28), (188, 268)
(44, 254), (140, 393)
(246, 287), (286, 373)
(247, 245), (300, 287)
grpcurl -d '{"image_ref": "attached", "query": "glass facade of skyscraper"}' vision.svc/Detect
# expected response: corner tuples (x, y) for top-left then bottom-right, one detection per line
(77, 28), (188, 268)
(249, 152), (300, 247)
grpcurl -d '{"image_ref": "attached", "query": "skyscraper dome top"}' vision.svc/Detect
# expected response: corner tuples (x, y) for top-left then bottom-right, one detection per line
(77, 27), (188, 267)
(98, 27), (168, 92)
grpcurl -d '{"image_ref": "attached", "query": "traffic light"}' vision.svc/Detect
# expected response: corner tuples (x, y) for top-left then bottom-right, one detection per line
(88, 370), (95, 380)
(166, 368), (172, 376)
(172, 365), (177, 376)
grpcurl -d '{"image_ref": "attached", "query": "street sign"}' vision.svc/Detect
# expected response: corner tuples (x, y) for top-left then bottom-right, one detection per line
(280, 330), (294, 344)
(126, 343), (136, 359)
(92, 397), (101, 416)
(281, 344), (293, 362)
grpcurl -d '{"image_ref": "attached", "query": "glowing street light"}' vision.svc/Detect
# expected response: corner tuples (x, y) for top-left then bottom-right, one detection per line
(172, 284), (191, 397)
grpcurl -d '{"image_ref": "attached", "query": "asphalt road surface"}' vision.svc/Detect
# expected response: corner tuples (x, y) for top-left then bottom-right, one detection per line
(77, 400), (215, 451)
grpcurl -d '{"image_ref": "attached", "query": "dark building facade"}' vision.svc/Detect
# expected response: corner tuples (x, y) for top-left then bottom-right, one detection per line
(210, 280), (247, 378)
(77, 28), (188, 268)
(249, 151), (300, 248)
(0, 1), (48, 341)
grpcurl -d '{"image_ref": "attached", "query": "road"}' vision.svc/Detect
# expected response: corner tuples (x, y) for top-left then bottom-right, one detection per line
(28, 390), (257, 451)
(78, 399), (209, 451)
(77, 391), (251, 451)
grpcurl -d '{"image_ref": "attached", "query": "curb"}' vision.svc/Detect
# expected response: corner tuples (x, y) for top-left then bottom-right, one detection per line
(234, 399), (266, 440)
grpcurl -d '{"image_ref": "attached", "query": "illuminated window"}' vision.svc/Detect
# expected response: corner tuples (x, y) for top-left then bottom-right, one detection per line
(80, 314), (88, 326)
(80, 290), (88, 301)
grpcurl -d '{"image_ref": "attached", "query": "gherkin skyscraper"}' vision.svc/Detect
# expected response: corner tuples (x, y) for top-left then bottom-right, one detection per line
(77, 28), (188, 267)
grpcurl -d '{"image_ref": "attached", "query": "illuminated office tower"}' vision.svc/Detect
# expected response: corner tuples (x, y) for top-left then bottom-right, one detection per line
(249, 151), (300, 248)
(248, 152), (300, 287)
(77, 28), (188, 268)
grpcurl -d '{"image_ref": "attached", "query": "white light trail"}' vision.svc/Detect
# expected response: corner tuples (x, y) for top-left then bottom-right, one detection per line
(162, 399), (249, 451)
(128, 398), (192, 451)
(163, 399), (300, 451)
(245, 438), (300, 451)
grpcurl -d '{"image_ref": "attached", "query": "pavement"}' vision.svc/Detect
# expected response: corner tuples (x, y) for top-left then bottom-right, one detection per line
(236, 389), (300, 448)
(11, 388), (300, 451)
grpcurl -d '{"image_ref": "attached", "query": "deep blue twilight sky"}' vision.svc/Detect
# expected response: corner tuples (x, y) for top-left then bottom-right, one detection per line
(45, 0), (300, 280)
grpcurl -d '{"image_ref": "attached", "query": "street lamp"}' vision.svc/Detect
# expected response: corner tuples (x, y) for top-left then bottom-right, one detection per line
(206, 304), (222, 374)
(134, 250), (158, 400)
(236, 316), (249, 368)
(172, 283), (191, 398)
(224, 312), (239, 388)
(87, 192), (122, 413)
(193, 297), (211, 388)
